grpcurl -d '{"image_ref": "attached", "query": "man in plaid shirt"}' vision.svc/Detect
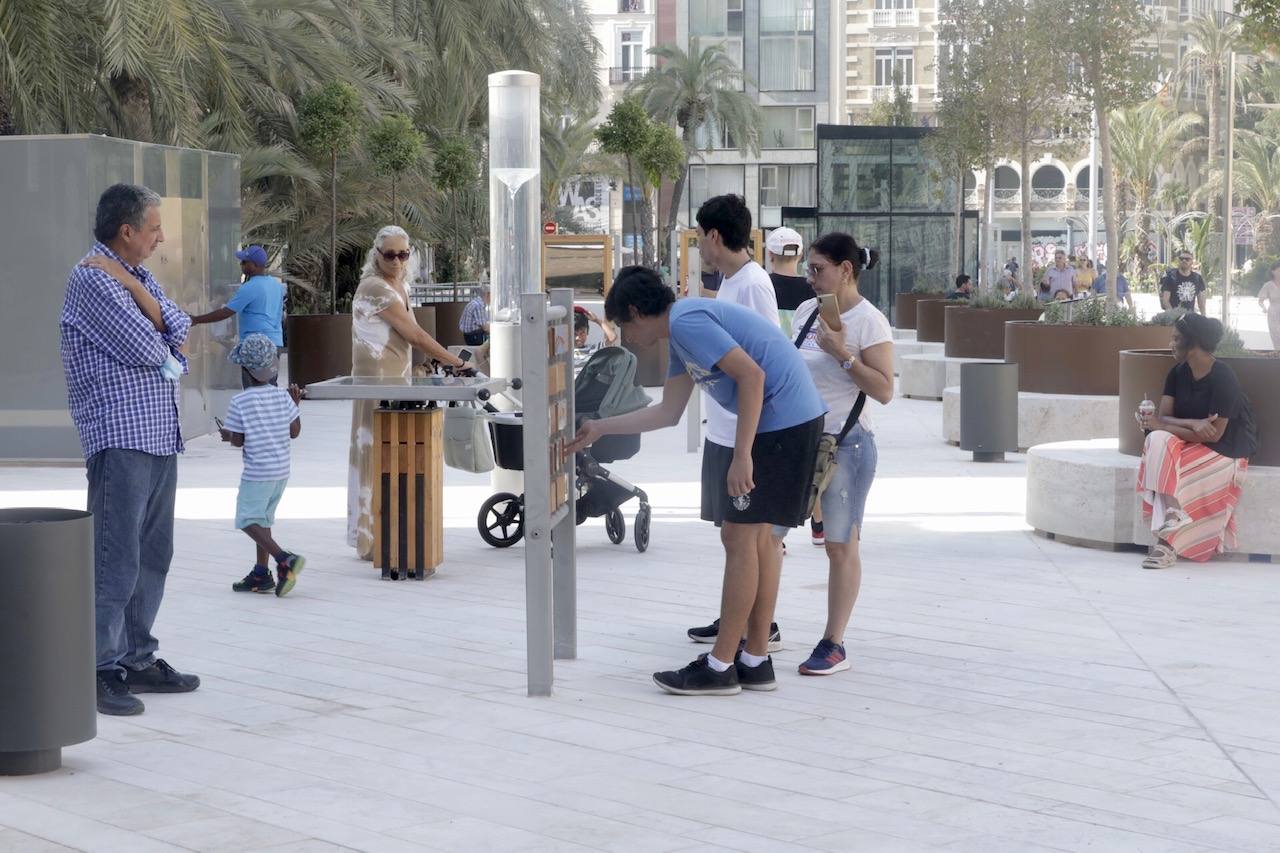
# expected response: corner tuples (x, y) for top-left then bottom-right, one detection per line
(459, 283), (490, 346)
(60, 183), (202, 716)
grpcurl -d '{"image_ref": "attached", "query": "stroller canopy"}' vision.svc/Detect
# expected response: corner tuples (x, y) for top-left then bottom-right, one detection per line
(575, 346), (651, 420)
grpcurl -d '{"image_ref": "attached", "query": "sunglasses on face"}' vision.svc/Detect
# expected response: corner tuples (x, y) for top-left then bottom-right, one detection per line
(380, 250), (411, 262)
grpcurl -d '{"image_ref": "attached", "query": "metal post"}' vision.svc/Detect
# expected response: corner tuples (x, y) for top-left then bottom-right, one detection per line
(549, 287), (577, 662)
(1221, 49), (1236, 325)
(521, 291), (553, 696)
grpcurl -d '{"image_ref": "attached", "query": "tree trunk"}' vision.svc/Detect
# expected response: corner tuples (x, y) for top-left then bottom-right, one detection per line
(953, 164), (966, 286)
(979, 162), (992, 291)
(1098, 105), (1120, 307)
(1019, 135), (1033, 295)
(624, 156), (638, 265)
(665, 158), (692, 269)
(330, 148), (338, 314)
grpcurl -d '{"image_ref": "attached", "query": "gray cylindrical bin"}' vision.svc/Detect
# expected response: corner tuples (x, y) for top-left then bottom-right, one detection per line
(0, 508), (96, 774)
(960, 362), (1019, 462)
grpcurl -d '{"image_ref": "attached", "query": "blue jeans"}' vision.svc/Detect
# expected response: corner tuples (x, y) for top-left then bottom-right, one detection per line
(87, 448), (178, 673)
(775, 425), (878, 544)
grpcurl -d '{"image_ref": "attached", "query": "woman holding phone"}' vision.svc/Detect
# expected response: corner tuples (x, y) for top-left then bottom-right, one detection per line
(787, 232), (894, 676)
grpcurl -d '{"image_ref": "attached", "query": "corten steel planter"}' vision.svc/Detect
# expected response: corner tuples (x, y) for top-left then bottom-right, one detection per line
(430, 301), (471, 347)
(893, 291), (945, 330)
(944, 306), (1045, 359)
(1119, 348), (1280, 466)
(916, 298), (967, 343)
(0, 508), (96, 775)
(1003, 322), (1174, 396)
(285, 314), (352, 388)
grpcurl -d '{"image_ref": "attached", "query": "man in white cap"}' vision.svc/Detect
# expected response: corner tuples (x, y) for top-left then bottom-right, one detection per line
(765, 226), (814, 338)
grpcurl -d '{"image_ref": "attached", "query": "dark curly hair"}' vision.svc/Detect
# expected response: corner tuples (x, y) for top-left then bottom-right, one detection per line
(695, 194), (752, 252)
(605, 265), (675, 324)
(1175, 312), (1225, 354)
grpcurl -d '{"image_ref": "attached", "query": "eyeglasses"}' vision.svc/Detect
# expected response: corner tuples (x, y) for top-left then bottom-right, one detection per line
(380, 250), (411, 262)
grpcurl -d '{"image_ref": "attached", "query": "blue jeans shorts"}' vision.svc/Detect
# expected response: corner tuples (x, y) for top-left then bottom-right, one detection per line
(775, 425), (878, 544)
(236, 478), (288, 529)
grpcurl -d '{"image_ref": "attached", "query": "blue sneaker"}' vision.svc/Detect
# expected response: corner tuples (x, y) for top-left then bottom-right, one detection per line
(799, 638), (849, 676)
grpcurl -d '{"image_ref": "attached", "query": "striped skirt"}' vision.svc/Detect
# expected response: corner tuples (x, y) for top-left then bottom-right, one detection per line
(1137, 430), (1248, 562)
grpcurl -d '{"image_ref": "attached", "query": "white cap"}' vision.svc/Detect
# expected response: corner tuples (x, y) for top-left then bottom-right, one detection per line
(765, 227), (803, 257)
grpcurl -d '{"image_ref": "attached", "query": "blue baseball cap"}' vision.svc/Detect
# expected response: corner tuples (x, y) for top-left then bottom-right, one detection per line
(235, 245), (268, 266)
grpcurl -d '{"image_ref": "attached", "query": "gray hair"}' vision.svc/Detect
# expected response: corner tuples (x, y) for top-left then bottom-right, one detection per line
(359, 224), (420, 284)
(94, 184), (161, 243)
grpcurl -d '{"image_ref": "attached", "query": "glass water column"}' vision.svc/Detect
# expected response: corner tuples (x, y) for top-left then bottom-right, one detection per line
(488, 70), (541, 492)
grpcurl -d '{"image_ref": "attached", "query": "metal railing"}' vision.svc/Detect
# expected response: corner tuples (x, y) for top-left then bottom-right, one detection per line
(609, 66), (650, 85)
(409, 281), (484, 306)
(871, 84), (918, 102)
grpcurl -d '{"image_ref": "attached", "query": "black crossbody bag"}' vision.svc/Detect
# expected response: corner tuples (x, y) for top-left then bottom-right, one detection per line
(793, 308), (865, 518)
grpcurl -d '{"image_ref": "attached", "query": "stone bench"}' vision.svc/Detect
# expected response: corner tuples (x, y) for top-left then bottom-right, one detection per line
(891, 341), (942, 376)
(942, 387), (1118, 450)
(900, 353), (1000, 401)
(1026, 439), (1280, 559)
(892, 328), (918, 342)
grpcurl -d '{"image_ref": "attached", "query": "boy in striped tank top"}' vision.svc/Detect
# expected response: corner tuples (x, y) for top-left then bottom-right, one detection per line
(219, 333), (306, 596)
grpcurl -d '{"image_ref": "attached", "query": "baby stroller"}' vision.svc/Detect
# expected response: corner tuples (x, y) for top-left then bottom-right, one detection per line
(477, 346), (654, 552)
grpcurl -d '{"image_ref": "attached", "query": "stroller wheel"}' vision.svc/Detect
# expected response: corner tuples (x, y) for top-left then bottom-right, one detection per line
(478, 492), (524, 548)
(635, 505), (651, 553)
(605, 508), (626, 545)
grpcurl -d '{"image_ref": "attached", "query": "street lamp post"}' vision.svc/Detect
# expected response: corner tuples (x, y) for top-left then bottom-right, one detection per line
(1221, 47), (1236, 325)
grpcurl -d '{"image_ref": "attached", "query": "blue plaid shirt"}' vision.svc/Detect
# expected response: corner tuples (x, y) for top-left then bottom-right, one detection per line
(459, 296), (489, 333)
(60, 242), (191, 460)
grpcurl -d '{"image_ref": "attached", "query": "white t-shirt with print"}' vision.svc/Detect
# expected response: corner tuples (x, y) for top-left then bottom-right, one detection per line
(792, 297), (892, 433)
(704, 260), (780, 447)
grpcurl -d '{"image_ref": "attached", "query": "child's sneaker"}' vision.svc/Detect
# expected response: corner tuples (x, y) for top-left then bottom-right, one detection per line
(276, 553), (306, 597)
(799, 638), (850, 676)
(233, 566), (275, 594)
(810, 519), (825, 546)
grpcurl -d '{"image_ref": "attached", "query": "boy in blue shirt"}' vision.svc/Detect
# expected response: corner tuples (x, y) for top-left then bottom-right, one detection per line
(220, 334), (306, 596)
(190, 245), (286, 387)
(569, 266), (826, 695)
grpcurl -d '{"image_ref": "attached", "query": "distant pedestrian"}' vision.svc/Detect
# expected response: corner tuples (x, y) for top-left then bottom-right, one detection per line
(1160, 251), (1207, 314)
(1258, 260), (1280, 350)
(190, 245), (286, 387)
(221, 334), (306, 597)
(1093, 269), (1134, 311)
(765, 226), (814, 338)
(460, 283), (491, 346)
(949, 273), (973, 300)
(1040, 249), (1076, 296)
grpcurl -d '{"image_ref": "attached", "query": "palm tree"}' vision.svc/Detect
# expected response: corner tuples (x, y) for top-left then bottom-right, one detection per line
(1178, 14), (1242, 175)
(1109, 100), (1201, 242)
(631, 41), (761, 264)
(1196, 131), (1280, 256)
(541, 114), (618, 224)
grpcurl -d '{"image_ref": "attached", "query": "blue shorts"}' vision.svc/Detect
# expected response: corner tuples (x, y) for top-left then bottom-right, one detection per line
(776, 425), (877, 544)
(235, 478), (288, 529)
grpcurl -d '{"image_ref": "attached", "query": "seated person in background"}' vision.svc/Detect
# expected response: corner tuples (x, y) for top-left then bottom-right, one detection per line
(1053, 289), (1073, 302)
(573, 305), (617, 353)
(949, 274), (973, 300)
(1135, 313), (1256, 570)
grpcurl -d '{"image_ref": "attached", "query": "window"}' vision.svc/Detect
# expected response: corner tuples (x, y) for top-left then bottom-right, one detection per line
(693, 119), (737, 150)
(761, 106), (816, 149)
(875, 0), (914, 7)
(760, 164), (816, 208)
(619, 30), (645, 80)
(761, 0), (814, 33)
(760, 0), (814, 91)
(688, 165), (746, 216)
(690, 0), (743, 36)
(874, 48), (914, 87)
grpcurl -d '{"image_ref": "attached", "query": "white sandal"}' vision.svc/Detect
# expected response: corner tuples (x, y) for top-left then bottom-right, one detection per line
(1142, 543), (1177, 570)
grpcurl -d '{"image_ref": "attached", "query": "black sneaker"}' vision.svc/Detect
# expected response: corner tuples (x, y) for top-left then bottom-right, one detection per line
(97, 669), (144, 716)
(123, 659), (201, 694)
(276, 553), (306, 597)
(687, 618), (784, 653)
(735, 656), (778, 692)
(653, 654), (741, 696)
(232, 567), (275, 593)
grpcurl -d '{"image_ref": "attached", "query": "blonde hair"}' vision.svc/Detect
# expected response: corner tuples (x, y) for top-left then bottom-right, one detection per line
(360, 225), (420, 284)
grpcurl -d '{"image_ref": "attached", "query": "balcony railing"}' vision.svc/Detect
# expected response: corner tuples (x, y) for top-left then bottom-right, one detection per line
(871, 84), (918, 102)
(1032, 187), (1066, 203)
(871, 8), (920, 27)
(609, 66), (650, 85)
(993, 188), (1021, 203)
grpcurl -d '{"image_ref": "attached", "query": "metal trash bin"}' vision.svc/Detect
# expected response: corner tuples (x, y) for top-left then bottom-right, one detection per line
(0, 508), (96, 774)
(960, 362), (1019, 462)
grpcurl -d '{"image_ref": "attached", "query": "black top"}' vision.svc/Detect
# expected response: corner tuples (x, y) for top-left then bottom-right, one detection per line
(1162, 360), (1253, 459)
(948, 289), (971, 300)
(770, 273), (816, 311)
(1160, 270), (1206, 312)
(700, 270), (723, 293)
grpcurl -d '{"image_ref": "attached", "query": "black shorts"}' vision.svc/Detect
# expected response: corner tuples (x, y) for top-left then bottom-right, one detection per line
(701, 416), (823, 528)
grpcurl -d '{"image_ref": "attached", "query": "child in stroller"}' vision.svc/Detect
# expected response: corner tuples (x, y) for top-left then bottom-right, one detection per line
(477, 345), (654, 551)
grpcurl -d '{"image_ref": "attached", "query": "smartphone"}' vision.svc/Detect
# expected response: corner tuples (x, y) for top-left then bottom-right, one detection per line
(457, 348), (474, 363)
(817, 292), (842, 331)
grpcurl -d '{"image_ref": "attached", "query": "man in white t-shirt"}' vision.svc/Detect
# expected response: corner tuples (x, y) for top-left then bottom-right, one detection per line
(685, 194), (786, 652)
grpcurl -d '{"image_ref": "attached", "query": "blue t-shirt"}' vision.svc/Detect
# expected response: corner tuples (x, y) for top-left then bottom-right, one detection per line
(227, 275), (285, 345)
(666, 298), (825, 434)
(1093, 273), (1128, 296)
